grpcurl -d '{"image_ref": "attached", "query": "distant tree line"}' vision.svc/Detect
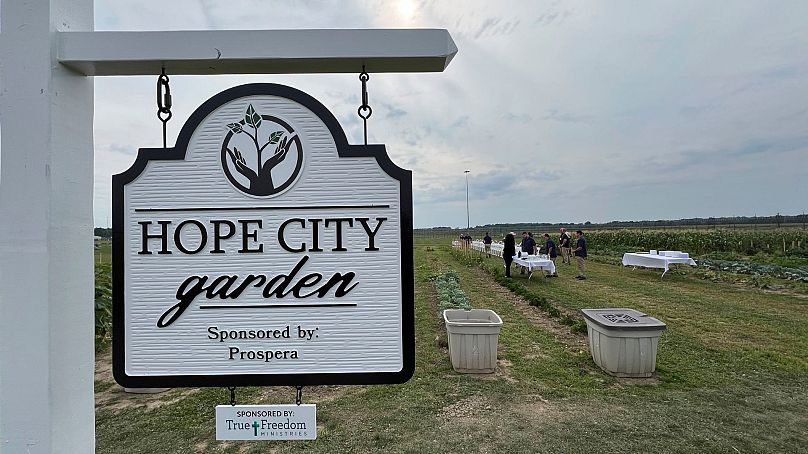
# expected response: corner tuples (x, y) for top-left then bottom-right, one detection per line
(417, 213), (808, 237)
(589, 212), (806, 229)
(94, 213), (807, 239)
(94, 228), (112, 238)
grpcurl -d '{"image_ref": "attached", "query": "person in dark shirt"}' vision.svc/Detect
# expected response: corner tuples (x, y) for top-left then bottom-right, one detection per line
(559, 228), (572, 265)
(520, 232), (536, 274)
(543, 233), (558, 277)
(503, 232), (516, 278)
(483, 232), (493, 257)
(574, 230), (587, 280)
(521, 232), (536, 255)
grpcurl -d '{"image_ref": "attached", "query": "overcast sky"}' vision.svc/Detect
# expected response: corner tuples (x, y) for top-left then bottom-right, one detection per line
(91, 0), (808, 228)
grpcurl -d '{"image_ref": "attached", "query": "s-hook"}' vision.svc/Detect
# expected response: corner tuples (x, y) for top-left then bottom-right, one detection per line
(228, 386), (237, 406)
(156, 67), (172, 149)
(357, 66), (372, 145)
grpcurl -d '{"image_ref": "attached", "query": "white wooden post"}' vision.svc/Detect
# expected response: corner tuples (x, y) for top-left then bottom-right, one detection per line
(0, 0), (95, 453)
(0, 2), (455, 450)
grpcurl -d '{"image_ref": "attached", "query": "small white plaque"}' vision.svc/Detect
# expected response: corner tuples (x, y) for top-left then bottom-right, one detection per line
(216, 404), (316, 440)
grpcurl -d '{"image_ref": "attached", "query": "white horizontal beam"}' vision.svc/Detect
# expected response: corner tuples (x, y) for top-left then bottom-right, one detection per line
(57, 29), (457, 76)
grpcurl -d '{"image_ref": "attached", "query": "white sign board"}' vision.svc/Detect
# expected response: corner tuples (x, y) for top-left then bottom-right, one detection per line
(113, 84), (414, 387)
(216, 405), (316, 440)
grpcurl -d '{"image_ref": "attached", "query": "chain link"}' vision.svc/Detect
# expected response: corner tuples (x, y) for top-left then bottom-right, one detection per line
(295, 385), (303, 406)
(157, 67), (172, 148)
(357, 65), (372, 145)
(228, 386), (237, 406)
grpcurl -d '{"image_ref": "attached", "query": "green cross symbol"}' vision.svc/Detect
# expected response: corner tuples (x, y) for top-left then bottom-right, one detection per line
(252, 420), (259, 436)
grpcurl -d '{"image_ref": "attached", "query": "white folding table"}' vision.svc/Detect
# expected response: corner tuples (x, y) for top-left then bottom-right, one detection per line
(513, 254), (556, 279)
(622, 252), (696, 277)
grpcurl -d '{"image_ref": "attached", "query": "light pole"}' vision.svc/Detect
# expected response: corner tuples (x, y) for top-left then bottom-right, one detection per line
(464, 170), (470, 230)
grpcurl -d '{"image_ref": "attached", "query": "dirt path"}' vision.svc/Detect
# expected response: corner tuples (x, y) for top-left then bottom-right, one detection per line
(94, 350), (203, 411)
(464, 264), (588, 352)
(94, 349), (360, 414)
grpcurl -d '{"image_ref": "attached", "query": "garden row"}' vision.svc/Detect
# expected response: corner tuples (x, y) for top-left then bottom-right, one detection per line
(450, 249), (587, 334)
(699, 258), (808, 283)
(584, 229), (808, 255)
(432, 271), (472, 312)
(95, 263), (113, 347)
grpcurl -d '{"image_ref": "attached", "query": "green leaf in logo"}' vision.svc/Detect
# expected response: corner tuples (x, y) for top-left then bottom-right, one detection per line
(226, 123), (243, 134)
(245, 104), (262, 129)
(268, 131), (284, 144)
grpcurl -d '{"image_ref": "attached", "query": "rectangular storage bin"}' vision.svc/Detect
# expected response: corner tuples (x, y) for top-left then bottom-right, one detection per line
(581, 308), (666, 378)
(443, 309), (503, 373)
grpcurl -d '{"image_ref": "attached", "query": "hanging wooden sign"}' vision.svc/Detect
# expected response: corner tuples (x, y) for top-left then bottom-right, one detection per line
(112, 83), (414, 388)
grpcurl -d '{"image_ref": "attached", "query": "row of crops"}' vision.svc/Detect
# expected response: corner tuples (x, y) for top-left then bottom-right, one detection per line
(95, 263), (112, 345)
(433, 271), (472, 312)
(584, 229), (808, 255)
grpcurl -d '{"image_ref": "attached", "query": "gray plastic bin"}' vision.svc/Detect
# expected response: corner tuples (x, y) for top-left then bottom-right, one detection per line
(581, 308), (666, 378)
(443, 309), (503, 373)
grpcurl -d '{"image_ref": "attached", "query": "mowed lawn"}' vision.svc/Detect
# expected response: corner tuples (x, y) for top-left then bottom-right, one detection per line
(95, 239), (808, 453)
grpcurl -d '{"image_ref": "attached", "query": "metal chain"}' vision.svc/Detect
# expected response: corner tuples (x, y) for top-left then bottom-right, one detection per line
(228, 387), (237, 406)
(357, 66), (372, 145)
(157, 67), (172, 148)
(295, 385), (303, 406)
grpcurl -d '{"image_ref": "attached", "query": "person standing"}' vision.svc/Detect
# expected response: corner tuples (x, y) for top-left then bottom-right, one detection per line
(528, 232), (538, 254)
(574, 230), (587, 280)
(559, 228), (572, 265)
(483, 232), (493, 258)
(543, 233), (558, 277)
(521, 232), (536, 256)
(503, 232), (516, 278)
(520, 232), (536, 274)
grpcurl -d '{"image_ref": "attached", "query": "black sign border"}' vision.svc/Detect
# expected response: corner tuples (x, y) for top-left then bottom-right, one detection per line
(112, 83), (414, 388)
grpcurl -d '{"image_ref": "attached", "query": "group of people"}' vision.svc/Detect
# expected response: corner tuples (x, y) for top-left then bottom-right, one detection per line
(491, 228), (588, 280)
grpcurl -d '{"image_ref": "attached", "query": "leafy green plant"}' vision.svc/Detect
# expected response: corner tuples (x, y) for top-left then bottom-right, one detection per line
(570, 322), (589, 334)
(749, 273), (774, 289)
(95, 263), (113, 347)
(699, 259), (808, 282)
(434, 271), (472, 312)
(786, 248), (808, 258)
(584, 229), (808, 256)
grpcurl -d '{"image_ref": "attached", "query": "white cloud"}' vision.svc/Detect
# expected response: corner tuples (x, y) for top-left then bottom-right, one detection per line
(89, 0), (808, 227)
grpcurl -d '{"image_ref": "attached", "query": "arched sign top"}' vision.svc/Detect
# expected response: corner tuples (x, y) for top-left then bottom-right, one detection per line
(116, 83), (410, 187)
(112, 83), (414, 388)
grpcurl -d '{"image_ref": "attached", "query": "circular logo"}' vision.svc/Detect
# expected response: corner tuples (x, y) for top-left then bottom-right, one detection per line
(221, 104), (304, 197)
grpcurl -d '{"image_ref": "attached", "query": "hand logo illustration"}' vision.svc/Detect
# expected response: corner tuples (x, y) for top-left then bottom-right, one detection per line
(221, 104), (303, 196)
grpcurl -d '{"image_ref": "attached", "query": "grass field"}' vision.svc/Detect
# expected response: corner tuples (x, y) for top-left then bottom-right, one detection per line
(94, 238), (808, 453)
